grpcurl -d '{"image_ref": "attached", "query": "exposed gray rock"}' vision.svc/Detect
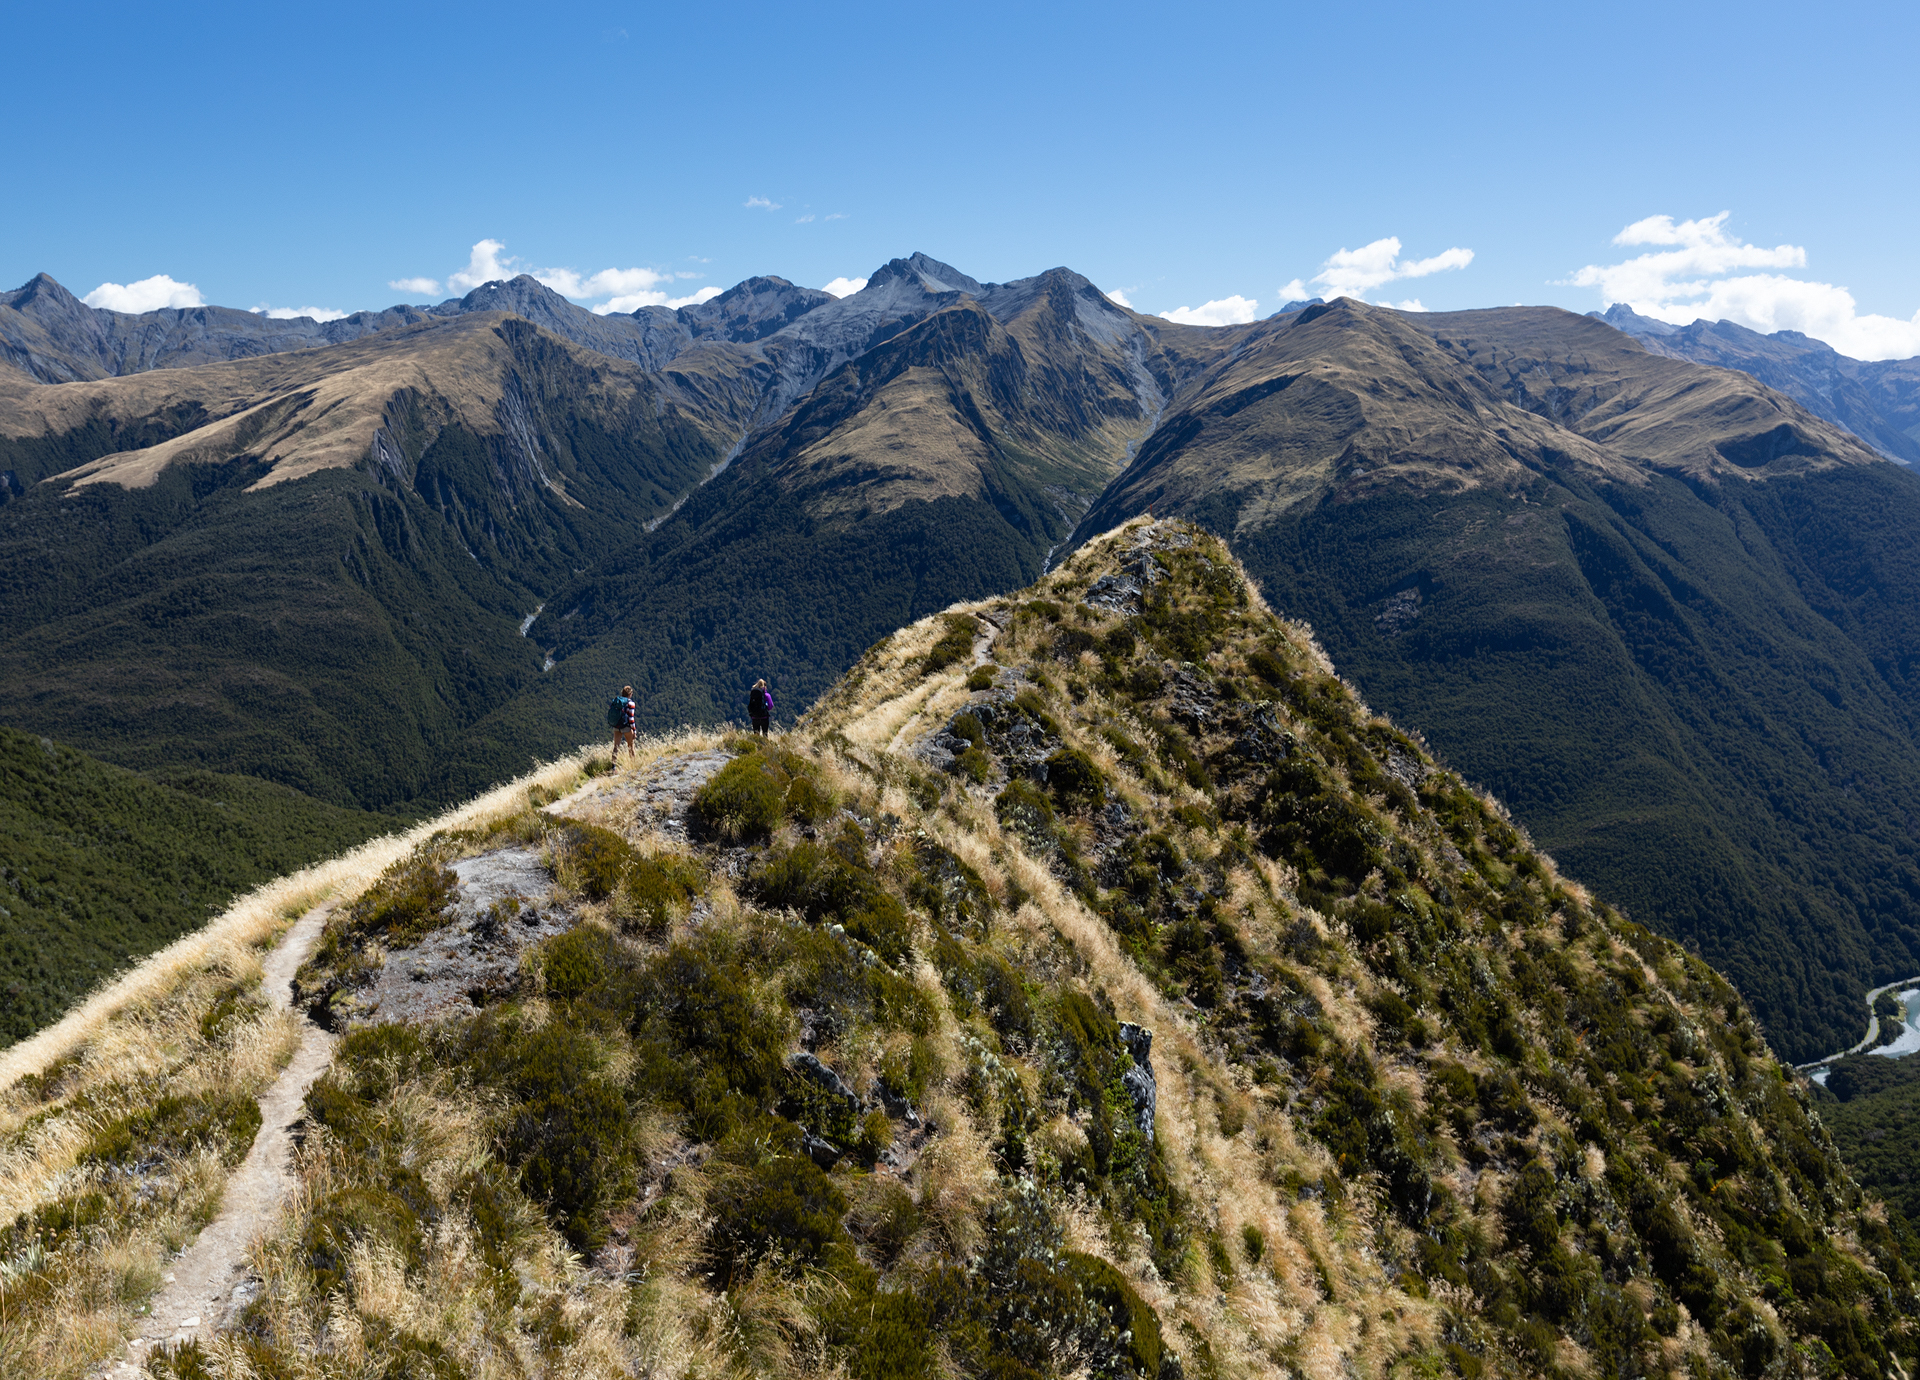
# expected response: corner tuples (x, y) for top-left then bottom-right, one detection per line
(334, 847), (565, 1028)
(559, 749), (732, 840)
(790, 1052), (861, 1114)
(1083, 572), (1143, 614)
(1118, 1022), (1157, 1140)
(801, 1129), (844, 1169)
(1231, 707), (1294, 765)
(1166, 666), (1217, 728)
(871, 1078), (921, 1128)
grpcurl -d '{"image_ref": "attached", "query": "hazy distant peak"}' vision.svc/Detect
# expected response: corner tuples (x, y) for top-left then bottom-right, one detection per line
(1594, 302), (1681, 336)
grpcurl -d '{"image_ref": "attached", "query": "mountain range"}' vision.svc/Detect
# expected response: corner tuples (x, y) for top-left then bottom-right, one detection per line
(4, 258), (1920, 1063)
(1594, 302), (1920, 465)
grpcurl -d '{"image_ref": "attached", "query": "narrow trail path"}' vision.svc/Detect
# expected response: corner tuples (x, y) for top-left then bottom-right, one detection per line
(115, 901), (338, 1372)
(106, 750), (730, 1371)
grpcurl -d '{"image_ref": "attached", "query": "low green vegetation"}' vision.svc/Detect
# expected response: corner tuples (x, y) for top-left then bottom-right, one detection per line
(690, 746), (837, 841)
(0, 726), (388, 1045)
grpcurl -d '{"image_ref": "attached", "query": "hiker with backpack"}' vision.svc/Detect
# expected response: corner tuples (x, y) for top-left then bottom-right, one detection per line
(748, 679), (773, 736)
(608, 685), (638, 761)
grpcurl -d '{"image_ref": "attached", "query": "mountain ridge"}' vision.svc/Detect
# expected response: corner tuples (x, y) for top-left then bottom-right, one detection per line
(4, 520), (1915, 1377)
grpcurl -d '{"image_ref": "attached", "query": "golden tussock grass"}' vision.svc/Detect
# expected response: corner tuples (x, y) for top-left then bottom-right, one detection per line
(0, 743), (626, 1100)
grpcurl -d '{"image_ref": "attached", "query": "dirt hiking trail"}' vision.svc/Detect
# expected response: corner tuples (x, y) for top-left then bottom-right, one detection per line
(108, 749), (732, 1373)
(114, 901), (337, 1372)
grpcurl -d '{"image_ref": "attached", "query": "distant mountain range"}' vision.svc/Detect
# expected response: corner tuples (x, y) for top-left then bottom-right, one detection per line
(1593, 302), (1920, 464)
(5, 258), (1920, 1060)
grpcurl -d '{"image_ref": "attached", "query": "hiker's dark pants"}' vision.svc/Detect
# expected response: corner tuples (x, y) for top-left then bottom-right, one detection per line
(750, 713), (771, 736)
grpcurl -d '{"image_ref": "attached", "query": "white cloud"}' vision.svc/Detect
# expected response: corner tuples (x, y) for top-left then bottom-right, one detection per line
(1158, 295), (1259, 327)
(401, 239), (738, 319)
(795, 214), (815, 224)
(447, 239), (516, 293)
(1104, 287), (1135, 309)
(1277, 279), (1310, 303)
(82, 274), (204, 313)
(1571, 212), (1920, 360)
(264, 305), (349, 322)
(1293, 237), (1474, 302)
(824, 213), (848, 221)
(744, 196), (781, 210)
(1386, 299), (1428, 312)
(821, 276), (868, 298)
(388, 276), (441, 297)
(536, 265), (669, 298)
(596, 285), (723, 315)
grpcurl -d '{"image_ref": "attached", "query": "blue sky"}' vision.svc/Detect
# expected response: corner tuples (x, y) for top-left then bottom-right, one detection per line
(8, 0), (1918, 356)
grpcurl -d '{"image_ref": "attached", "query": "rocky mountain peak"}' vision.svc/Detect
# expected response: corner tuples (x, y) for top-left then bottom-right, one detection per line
(447, 274), (576, 317)
(865, 252), (985, 297)
(678, 275), (836, 343)
(1594, 301), (1682, 336)
(3, 273), (86, 315)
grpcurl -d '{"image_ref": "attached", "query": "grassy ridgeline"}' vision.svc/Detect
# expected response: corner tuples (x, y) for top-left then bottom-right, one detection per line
(0, 727), (390, 1044)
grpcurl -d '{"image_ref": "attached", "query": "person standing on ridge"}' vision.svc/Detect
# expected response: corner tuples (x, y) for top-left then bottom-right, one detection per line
(609, 684), (638, 761)
(748, 679), (773, 736)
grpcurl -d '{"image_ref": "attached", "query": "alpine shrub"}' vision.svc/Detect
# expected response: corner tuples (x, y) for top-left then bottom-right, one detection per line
(757, 837), (915, 966)
(84, 1091), (262, 1170)
(345, 855), (460, 949)
(1043, 747), (1106, 812)
(536, 925), (618, 1002)
(691, 749), (834, 841)
(922, 615), (979, 674)
(706, 1123), (850, 1286)
(302, 1187), (422, 1295)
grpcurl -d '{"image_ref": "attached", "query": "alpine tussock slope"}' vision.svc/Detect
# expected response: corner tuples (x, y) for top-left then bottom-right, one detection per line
(0, 520), (1907, 1379)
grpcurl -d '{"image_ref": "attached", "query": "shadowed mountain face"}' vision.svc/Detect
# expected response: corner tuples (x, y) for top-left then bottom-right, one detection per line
(6, 266), (1920, 1059)
(0, 313), (740, 811)
(1596, 302), (1920, 465)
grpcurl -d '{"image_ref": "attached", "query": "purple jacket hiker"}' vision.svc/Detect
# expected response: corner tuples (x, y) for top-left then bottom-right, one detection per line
(748, 679), (773, 735)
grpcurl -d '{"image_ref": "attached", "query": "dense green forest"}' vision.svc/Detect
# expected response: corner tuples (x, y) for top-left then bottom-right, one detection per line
(1817, 1054), (1920, 1227)
(0, 727), (388, 1043)
(0, 320), (727, 815)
